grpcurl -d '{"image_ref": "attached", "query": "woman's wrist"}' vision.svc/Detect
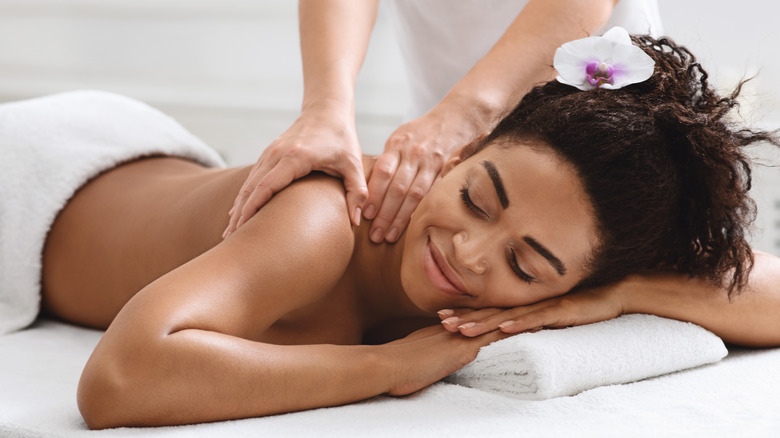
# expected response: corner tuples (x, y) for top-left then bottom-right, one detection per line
(364, 343), (399, 395)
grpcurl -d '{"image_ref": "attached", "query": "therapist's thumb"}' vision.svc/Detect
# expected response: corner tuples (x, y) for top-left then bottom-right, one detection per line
(342, 165), (368, 227)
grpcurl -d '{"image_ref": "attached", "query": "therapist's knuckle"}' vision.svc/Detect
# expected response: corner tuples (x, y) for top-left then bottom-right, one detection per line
(287, 144), (307, 159)
(388, 181), (409, 198)
(238, 185), (254, 198)
(431, 147), (447, 163)
(407, 185), (427, 202)
(254, 180), (276, 196)
(374, 164), (395, 180)
(407, 142), (429, 159)
(353, 185), (369, 199)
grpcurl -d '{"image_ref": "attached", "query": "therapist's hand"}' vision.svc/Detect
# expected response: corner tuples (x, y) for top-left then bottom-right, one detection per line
(224, 103), (367, 238)
(364, 107), (481, 243)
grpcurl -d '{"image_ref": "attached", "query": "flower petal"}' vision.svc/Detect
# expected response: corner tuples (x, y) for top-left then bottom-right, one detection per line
(610, 45), (655, 87)
(553, 37), (602, 90)
(601, 26), (632, 45)
(554, 26), (655, 90)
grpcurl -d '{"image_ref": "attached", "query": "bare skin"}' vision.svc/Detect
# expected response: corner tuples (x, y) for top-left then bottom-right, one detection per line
(39, 141), (780, 429)
(43, 142), (598, 429)
(43, 156), (417, 342)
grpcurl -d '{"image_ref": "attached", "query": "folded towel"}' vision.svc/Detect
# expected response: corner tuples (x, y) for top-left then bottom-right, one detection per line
(446, 314), (727, 400)
(0, 90), (225, 335)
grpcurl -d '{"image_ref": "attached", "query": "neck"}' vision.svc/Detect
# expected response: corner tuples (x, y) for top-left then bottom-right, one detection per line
(347, 156), (433, 328)
(347, 220), (431, 330)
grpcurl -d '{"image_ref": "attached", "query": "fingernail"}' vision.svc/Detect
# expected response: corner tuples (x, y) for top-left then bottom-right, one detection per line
(498, 321), (514, 330)
(442, 316), (460, 326)
(364, 204), (376, 219)
(458, 322), (477, 330)
(353, 207), (362, 226)
(370, 228), (383, 243)
(386, 227), (399, 242)
(438, 309), (454, 319)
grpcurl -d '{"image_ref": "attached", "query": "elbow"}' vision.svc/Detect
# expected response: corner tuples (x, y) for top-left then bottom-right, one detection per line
(77, 353), (134, 430)
(77, 345), (163, 430)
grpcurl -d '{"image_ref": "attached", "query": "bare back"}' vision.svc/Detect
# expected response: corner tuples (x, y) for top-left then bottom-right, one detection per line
(42, 157), (250, 328)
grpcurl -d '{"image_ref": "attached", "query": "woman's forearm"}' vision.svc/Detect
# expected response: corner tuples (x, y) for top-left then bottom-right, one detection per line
(622, 251), (780, 347)
(440, 0), (616, 132)
(298, 0), (378, 113)
(79, 329), (390, 429)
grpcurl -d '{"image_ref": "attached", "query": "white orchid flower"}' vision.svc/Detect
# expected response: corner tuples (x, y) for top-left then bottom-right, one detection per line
(554, 27), (655, 91)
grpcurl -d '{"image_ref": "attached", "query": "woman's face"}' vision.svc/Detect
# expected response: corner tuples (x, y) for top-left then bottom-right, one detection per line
(400, 140), (599, 313)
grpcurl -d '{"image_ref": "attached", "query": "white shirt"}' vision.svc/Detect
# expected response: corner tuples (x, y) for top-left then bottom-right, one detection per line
(386, 0), (664, 119)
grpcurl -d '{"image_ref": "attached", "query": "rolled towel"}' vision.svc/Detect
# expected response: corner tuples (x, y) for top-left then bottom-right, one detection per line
(0, 90), (225, 335)
(446, 314), (727, 400)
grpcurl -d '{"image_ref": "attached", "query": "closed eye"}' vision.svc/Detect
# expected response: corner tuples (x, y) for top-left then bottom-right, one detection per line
(460, 185), (488, 219)
(507, 248), (536, 284)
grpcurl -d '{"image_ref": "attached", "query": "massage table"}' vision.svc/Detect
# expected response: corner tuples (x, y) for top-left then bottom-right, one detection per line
(2, 318), (779, 437)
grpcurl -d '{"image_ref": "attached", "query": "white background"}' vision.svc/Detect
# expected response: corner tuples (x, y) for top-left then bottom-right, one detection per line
(0, 0), (777, 250)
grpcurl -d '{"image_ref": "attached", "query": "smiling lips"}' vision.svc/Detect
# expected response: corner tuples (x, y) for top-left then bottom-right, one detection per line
(424, 237), (470, 297)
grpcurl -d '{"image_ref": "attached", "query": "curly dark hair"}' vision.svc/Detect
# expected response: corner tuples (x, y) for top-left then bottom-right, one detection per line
(463, 35), (778, 295)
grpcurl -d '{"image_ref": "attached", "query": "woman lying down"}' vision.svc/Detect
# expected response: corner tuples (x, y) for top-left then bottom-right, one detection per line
(3, 31), (779, 429)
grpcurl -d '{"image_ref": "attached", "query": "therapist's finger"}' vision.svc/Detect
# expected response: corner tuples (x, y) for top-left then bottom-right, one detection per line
(363, 151), (399, 221)
(382, 166), (438, 243)
(368, 159), (416, 243)
(232, 156), (311, 234)
(224, 159), (276, 237)
(341, 166), (369, 227)
(316, 147), (368, 227)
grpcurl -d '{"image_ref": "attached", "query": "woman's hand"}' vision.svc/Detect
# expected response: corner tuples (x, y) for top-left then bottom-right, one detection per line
(223, 103), (367, 238)
(380, 324), (509, 396)
(437, 284), (626, 338)
(364, 106), (483, 243)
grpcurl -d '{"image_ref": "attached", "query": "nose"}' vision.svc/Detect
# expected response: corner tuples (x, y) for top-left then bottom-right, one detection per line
(452, 231), (488, 275)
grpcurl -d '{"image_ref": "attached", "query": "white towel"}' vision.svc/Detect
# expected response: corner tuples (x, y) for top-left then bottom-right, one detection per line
(0, 90), (225, 335)
(447, 314), (727, 400)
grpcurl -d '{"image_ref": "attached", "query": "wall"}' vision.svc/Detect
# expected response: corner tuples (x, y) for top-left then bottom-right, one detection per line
(0, 0), (777, 250)
(0, 0), (407, 164)
(658, 0), (780, 252)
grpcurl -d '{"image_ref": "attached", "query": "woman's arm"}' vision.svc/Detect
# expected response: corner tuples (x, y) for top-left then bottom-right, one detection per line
(78, 174), (502, 429)
(79, 175), (356, 427)
(437, 250), (780, 347)
(619, 251), (780, 346)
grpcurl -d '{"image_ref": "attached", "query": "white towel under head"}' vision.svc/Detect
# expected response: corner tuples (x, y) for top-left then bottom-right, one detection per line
(0, 91), (225, 335)
(447, 314), (727, 400)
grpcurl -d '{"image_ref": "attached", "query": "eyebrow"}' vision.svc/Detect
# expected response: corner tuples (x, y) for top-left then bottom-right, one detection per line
(523, 237), (567, 276)
(480, 159), (566, 277)
(481, 160), (509, 209)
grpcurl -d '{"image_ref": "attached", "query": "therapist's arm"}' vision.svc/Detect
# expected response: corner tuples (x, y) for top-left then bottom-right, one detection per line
(225, 0), (378, 238)
(365, 0), (620, 243)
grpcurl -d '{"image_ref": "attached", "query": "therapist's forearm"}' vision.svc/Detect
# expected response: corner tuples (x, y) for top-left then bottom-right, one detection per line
(621, 251), (780, 347)
(441, 0), (617, 132)
(298, 0), (378, 113)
